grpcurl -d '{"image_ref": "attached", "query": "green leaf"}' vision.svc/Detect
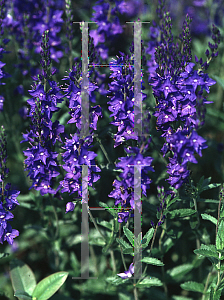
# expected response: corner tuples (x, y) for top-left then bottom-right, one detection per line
(217, 277), (224, 290)
(142, 228), (154, 249)
(162, 237), (175, 254)
(194, 244), (219, 259)
(9, 259), (36, 296)
(216, 220), (224, 250)
(198, 199), (220, 203)
(209, 286), (222, 300)
(167, 209), (196, 219)
(220, 203), (224, 219)
(180, 281), (204, 293)
(141, 257), (164, 266)
(201, 213), (217, 225)
(96, 218), (112, 230)
(106, 276), (129, 286)
(118, 292), (132, 300)
(116, 238), (132, 250)
(166, 264), (194, 281)
(102, 229), (115, 254)
(134, 233), (142, 249)
(136, 276), (163, 288)
(14, 290), (32, 300)
(32, 272), (68, 300)
(0, 253), (9, 259)
(198, 177), (221, 193)
(123, 226), (134, 246)
(171, 297), (194, 300)
(202, 183), (221, 192)
(122, 248), (134, 256)
(98, 201), (117, 217)
(166, 196), (178, 208)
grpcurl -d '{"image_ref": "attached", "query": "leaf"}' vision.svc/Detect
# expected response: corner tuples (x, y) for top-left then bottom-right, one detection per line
(194, 244), (219, 259)
(142, 228), (154, 249)
(198, 199), (220, 203)
(0, 253), (9, 259)
(180, 281), (204, 293)
(9, 259), (36, 296)
(166, 196), (178, 208)
(118, 292), (132, 300)
(122, 248), (134, 256)
(134, 233), (142, 250)
(216, 220), (224, 250)
(123, 226), (134, 247)
(116, 238), (132, 250)
(167, 209), (196, 219)
(171, 297), (194, 300)
(209, 286), (222, 300)
(217, 277), (224, 290)
(32, 272), (68, 300)
(201, 213), (217, 225)
(136, 276), (163, 288)
(106, 275), (129, 286)
(96, 218), (112, 230)
(162, 237), (175, 254)
(98, 201), (117, 217)
(201, 183), (221, 192)
(14, 290), (32, 300)
(141, 257), (164, 266)
(166, 264), (194, 281)
(102, 236), (115, 254)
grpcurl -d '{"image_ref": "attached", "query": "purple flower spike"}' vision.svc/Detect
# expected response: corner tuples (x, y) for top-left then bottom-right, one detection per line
(117, 263), (134, 279)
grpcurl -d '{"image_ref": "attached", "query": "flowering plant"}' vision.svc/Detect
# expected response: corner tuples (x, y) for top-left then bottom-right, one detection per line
(0, 0), (224, 300)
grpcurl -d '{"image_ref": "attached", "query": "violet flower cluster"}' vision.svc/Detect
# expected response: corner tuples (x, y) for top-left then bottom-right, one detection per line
(3, 0), (64, 79)
(0, 126), (20, 245)
(21, 31), (64, 196)
(58, 61), (102, 213)
(89, 0), (142, 61)
(148, 10), (220, 189)
(108, 47), (154, 223)
(107, 47), (147, 147)
(0, 0), (10, 111)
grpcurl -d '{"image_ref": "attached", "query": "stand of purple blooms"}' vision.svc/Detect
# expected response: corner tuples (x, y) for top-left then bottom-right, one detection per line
(0, 0), (10, 111)
(107, 46), (154, 223)
(148, 8), (220, 189)
(58, 61), (102, 213)
(21, 31), (65, 196)
(0, 126), (20, 245)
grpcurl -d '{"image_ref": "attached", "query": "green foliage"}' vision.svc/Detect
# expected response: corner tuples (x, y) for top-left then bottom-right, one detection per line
(180, 281), (204, 293)
(10, 259), (36, 297)
(32, 272), (68, 300)
(9, 259), (68, 300)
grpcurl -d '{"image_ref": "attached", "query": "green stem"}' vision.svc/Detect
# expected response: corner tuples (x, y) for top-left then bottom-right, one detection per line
(216, 189), (222, 243)
(202, 266), (213, 300)
(133, 283), (139, 300)
(137, 213), (163, 285)
(119, 223), (127, 270)
(216, 252), (222, 290)
(88, 208), (106, 240)
(109, 249), (116, 274)
(49, 195), (59, 240)
(159, 224), (168, 299)
(96, 137), (112, 165)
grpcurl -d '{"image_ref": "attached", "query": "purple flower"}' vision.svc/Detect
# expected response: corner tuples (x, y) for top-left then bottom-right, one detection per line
(65, 202), (76, 213)
(117, 263), (134, 279)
